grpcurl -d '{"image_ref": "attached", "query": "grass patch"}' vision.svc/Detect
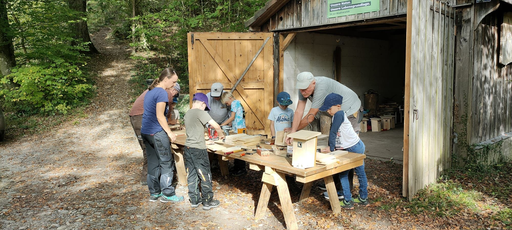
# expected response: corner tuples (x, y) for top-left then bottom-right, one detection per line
(387, 165), (512, 226)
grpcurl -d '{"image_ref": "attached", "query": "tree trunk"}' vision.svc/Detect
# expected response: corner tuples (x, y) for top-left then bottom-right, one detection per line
(0, 0), (15, 77)
(68, 0), (99, 54)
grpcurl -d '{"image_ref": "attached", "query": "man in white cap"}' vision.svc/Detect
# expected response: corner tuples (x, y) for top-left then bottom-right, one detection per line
(287, 71), (361, 198)
(205, 82), (229, 125)
(287, 72), (362, 138)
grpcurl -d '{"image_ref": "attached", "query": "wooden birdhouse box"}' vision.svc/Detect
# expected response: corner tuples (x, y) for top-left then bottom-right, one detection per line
(287, 130), (321, 169)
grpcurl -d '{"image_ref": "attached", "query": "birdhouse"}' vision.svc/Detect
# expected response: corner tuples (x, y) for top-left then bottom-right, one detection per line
(287, 130), (321, 169)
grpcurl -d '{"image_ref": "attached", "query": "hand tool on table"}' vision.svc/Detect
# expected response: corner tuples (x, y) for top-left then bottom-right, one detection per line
(224, 149), (243, 155)
(208, 125), (219, 141)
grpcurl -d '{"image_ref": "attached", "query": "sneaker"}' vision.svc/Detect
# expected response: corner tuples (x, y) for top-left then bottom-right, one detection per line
(340, 199), (354, 210)
(149, 193), (161, 202)
(159, 195), (184, 203)
(353, 195), (369, 206)
(323, 191), (344, 200)
(317, 184), (327, 191)
(190, 199), (202, 208)
(202, 199), (220, 210)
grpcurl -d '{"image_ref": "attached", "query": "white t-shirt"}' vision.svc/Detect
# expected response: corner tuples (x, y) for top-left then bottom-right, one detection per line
(267, 106), (294, 135)
(330, 111), (360, 150)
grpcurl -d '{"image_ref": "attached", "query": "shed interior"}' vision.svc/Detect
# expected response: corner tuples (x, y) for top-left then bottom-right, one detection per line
(282, 17), (407, 161)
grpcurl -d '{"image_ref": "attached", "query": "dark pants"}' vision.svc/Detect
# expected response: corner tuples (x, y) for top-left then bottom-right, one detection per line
(130, 115), (147, 182)
(184, 147), (214, 203)
(142, 130), (176, 197)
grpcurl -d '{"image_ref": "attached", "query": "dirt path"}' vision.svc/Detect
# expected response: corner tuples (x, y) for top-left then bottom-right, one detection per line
(0, 27), (274, 230)
(0, 28), (417, 230)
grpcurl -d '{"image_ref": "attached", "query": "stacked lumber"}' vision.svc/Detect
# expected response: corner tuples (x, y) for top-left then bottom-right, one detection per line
(223, 134), (261, 146)
(316, 151), (349, 169)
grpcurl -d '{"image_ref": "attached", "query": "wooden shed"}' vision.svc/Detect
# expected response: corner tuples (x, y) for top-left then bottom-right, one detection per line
(187, 0), (512, 198)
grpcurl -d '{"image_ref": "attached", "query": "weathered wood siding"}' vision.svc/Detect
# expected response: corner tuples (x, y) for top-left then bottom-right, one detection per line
(471, 12), (512, 143)
(267, 0), (407, 31)
(408, 0), (455, 198)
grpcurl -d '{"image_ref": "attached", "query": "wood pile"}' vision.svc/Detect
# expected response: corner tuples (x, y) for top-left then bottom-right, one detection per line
(223, 134), (262, 146)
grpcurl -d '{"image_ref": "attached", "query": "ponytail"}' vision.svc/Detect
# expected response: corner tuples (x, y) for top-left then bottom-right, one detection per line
(148, 67), (176, 90)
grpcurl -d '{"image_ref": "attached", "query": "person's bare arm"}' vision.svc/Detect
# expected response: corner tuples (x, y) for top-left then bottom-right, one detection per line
(208, 119), (225, 139)
(220, 111), (235, 126)
(270, 120), (275, 137)
(290, 99), (306, 133)
(156, 102), (176, 142)
(296, 108), (319, 130)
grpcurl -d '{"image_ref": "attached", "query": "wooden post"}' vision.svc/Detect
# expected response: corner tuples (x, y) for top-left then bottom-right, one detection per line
(217, 155), (229, 177)
(324, 175), (341, 213)
(299, 182), (313, 201)
(255, 183), (272, 220)
(276, 172), (298, 230)
(320, 113), (331, 135)
(172, 148), (187, 186)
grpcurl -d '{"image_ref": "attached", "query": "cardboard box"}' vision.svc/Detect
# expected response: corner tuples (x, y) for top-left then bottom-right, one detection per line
(287, 130), (321, 169)
(371, 118), (381, 132)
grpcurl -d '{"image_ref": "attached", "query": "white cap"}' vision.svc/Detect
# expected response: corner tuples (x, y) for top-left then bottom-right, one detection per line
(296, 72), (314, 89)
(210, 82), (223, 97)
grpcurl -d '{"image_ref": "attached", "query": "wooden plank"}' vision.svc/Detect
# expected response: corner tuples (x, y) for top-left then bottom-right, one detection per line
(173, 148), (187, 186)
(403, 0), (412, 197)
(217, 155), (229, 176)
(254, 182), (273, 220)
(275, 172), (298, 230)
(281, 33), (296, 51)
(249, 163), (263, 171)
(500, 12), (512, 66)
(324, 175), (341, 213)
(295, 160), (364, 183)
(299, 182), (312, 201)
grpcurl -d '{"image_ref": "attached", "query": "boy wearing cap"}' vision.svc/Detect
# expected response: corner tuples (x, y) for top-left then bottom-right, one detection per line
(268, 92), (294, 139)
(319, 93), (369, 209)
(183, 93), (225, 210)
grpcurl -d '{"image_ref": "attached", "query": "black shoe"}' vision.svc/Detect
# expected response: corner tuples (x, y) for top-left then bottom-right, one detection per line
(202, 199), (220, 210)
(190, 199), (202, 208)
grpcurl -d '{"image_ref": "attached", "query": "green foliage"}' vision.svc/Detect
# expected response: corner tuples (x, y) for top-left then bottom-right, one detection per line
(1, 0), (95, 115)
(128, 56), (163, 99)
(129, 0), (267, 93)
(0, 64), (94, 115)
(87, 0), (130, 34)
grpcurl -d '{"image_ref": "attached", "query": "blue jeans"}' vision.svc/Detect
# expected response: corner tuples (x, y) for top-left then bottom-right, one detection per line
(142, 130), (176, 197)
(340, 140), (368, 201)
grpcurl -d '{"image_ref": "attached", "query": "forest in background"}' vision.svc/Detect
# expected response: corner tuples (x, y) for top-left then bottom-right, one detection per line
(0, 0), (267, 116)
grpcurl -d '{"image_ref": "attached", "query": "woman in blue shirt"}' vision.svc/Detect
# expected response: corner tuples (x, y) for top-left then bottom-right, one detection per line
(141, 68), (184, 203)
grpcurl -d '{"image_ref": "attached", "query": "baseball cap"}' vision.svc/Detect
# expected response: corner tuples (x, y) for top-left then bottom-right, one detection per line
(174, 83), (180, 92)
(296, 72), (315, 89)
(210, 82), (223, 97)
(193, 93), (210, 110)
(319, 93), (344, 112)
(276, 92), (293, 106)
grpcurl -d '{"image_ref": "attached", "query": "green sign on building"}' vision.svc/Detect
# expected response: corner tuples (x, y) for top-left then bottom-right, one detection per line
(327, 0), (380, 18)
